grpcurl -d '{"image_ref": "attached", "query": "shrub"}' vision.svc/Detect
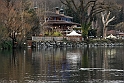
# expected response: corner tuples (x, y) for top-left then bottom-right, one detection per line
(52, 32), (62, 36)
(0, 40), (12, 50)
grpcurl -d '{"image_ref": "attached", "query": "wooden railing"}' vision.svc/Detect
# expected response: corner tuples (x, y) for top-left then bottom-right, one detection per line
(32, 36), (83, 41)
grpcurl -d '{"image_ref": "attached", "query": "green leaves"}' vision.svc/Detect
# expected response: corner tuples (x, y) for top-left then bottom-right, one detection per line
(81, 23), (91, 37)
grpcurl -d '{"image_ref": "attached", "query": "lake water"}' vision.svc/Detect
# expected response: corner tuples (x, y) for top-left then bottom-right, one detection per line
(0, 46), (124, 83)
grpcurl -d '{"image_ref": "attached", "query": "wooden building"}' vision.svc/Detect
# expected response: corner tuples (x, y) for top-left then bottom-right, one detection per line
(40, 8), (80, 36)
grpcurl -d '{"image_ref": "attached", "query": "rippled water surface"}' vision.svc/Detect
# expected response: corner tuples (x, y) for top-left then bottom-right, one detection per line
(0, 46), (124, 83)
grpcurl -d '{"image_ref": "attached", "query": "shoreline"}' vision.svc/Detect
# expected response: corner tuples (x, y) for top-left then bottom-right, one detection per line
(31, 40), (124, 48)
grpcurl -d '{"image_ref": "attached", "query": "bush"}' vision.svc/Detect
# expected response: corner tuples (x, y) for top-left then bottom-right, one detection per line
(52, 32), (62, 36)
(0, 40), (12, 50)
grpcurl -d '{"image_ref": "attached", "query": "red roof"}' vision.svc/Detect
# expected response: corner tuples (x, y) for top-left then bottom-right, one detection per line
(107, 30), (116, 35)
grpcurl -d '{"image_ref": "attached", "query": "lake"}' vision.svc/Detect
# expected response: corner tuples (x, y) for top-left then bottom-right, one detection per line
(0, 46), (124, 83)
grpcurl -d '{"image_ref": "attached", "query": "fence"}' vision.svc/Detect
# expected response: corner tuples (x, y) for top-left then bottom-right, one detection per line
(32, 36), (83, 42)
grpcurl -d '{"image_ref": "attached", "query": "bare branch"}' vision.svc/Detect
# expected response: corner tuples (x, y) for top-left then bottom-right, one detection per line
(105, 11), (111, 22)
(101, 12), (106, 24)
(70, 0), (78, 11)
(60, 0), (77, 14)
(84, 0), (97, 11)
(106, 16), (115, 26)
(101, 11), (115, 38)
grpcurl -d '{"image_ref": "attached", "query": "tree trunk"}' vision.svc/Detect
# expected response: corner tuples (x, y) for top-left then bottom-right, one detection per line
(103, 25), (106, 39)
(101, 11), (115, 39)
(12, 38), (16, 49)
(12, 32), (17, 49)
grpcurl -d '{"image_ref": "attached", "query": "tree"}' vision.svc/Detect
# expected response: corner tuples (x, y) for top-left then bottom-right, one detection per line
(0, 0), (21, 48)
(115, 22), (124, 32)
(60, 0), (111, 40)
(0, 0), (39, 48)
(101, 11), (115, 39)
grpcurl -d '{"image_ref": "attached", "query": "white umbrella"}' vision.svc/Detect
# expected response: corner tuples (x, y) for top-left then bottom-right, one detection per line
(66, 30), (81, 36)
(106, 34), (117, 39)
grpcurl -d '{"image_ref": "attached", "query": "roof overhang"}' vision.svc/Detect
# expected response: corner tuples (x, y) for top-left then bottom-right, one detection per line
(43, 20), (80, 26)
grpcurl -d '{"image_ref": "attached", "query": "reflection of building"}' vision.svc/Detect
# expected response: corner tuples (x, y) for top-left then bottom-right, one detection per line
(41, 7), (80, 36)
(66, 53), (81, 70)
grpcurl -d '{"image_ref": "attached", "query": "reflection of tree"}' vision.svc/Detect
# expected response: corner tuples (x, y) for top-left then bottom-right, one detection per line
(82, 47), (89, 68)
(11, 49), (16, 66)
(102, 47), (117, 80)
(1, 47), (124, 82)
(80, 47), (90, 82)
(3, 49), (33, 82)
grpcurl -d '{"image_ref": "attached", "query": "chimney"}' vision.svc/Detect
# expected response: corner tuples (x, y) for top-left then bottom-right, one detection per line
(59, 9), (64, 15)
(55, 7), (59, 14)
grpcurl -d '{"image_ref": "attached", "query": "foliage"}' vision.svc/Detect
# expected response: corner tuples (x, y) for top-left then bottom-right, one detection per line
(0, 25), (8, 41)
(52, 32), (63, 37)
(0, 40), (12, 50)
(81, 23), (91, 39)
(0, 0), (40, 48)
(44, 32), (63, 37)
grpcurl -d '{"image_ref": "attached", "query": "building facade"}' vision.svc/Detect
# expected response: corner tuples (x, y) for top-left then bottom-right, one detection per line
(40, 8), (80, 36)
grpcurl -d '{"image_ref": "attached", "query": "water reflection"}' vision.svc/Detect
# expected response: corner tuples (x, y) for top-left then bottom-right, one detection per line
(0, 46), (124, 83)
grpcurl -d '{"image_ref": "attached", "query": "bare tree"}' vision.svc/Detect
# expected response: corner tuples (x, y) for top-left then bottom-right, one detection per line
(60, 0), (111, 40)
(101, 11), (115, 39)
(0, 0), (38, 48)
